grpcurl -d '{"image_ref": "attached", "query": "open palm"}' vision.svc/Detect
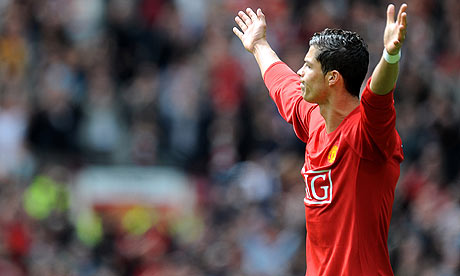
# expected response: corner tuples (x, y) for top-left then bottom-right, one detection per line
(384, 4), (408, 55)
(233, 8), (267, 53)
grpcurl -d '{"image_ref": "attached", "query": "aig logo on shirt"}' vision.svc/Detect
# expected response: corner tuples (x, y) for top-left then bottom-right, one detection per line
(301, 168), (333, 205)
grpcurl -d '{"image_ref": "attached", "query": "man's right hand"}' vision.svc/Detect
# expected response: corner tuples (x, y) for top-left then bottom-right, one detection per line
(233, 8), (267, 53)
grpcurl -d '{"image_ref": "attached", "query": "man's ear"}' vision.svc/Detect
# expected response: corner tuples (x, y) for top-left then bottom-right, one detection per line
(327, 70), (340, 86)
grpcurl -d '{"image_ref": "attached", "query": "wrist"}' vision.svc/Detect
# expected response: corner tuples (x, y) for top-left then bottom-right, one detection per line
(252, 39), (270, 54)
(383, 48), (401, 64)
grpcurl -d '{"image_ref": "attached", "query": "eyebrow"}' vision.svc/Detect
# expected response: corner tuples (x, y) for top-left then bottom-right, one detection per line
(304, 60), (313, 66)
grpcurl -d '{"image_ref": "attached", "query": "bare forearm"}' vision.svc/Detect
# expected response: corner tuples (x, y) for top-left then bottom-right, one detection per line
(253, 40), (281, 77)
(369, 56), (399, 95)
(370, 3), (407, 95)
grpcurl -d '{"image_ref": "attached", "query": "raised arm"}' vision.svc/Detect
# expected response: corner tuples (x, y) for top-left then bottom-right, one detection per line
(233, 8), (280, 77)
(370, 4), (408, 95)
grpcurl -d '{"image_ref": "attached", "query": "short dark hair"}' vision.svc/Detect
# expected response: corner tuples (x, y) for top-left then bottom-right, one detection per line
(309, 28), (369, 97)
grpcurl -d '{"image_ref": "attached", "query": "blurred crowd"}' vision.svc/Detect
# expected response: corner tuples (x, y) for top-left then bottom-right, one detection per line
(0, 0), (459, 275)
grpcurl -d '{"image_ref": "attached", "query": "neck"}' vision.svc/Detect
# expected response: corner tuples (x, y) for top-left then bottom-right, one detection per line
(319, 91), (360, 133)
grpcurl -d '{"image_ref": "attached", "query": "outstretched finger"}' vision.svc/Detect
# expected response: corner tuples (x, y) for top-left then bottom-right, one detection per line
(397, 4), (408, 25)
(387, 4), (395, 24)
(257, 8), (266, 24)
(398, 25), (406, 42)
(233, 27), (243, 40)
(246, 8), (258, 21)
(238, 10), (252, 26)
(235, 16), (247, 32)
(401, 12), (407, 28)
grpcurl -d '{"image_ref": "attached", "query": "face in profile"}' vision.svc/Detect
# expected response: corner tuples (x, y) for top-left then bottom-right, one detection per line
(297, 46), (329, 104)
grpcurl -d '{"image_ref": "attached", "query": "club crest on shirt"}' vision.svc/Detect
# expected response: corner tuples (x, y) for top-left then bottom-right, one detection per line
(327, 145), (338, 164)
(302, 167), (333, 205)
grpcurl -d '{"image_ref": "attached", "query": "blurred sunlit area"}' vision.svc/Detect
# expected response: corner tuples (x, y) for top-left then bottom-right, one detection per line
(0, 0), (459, 275)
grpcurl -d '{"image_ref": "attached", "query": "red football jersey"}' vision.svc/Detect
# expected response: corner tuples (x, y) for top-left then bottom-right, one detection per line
(264, 62), (404, 276)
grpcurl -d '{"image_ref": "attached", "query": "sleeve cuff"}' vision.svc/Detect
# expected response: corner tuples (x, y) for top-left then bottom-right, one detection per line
(263, 61), (285, 83)
(361, 77), (395, 109)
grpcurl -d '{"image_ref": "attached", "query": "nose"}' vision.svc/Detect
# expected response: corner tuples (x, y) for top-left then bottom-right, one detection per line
(297, 66), (304, 77)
